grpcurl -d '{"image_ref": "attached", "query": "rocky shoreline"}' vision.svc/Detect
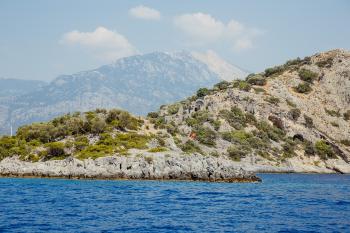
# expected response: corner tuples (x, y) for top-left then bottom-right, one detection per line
(0, 154), (261, 183)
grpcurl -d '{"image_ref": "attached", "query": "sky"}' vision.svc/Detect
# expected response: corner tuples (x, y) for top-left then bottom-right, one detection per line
(0, 0), (349, 81)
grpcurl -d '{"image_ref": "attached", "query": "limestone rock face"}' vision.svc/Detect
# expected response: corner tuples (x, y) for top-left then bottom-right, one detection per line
(0, 154), (261, 182)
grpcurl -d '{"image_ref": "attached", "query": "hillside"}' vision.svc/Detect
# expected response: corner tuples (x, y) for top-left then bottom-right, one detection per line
(0, 49), (349, 177)
(154, 49), (350, 173)
(0, 51), (247, 135)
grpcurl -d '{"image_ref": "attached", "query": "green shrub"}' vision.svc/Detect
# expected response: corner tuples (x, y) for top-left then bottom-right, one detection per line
(330, 121), (339, 127)
(265, 96), (280, 105)
(245, 113), (257, 124)
(167, 104), (180, 115)
(316, 58), (333, 68)
(17, 123), (58, 143)
(210, 151), (219, 157)
(282, 138), (297, 158)
(289, 108), (301, 121)
(77, 144), (114, 160)
(246, 74), (266, 86)
(304, 115), (313, 128)
(222, 130), (252, 143)
(196, 88), (210, 98)
(90, 117), (107, 134)
(74, 136), (89, 151)
(227, 146), (246, 161)
(106, 109), (140, 130)
(0, 136), (28, 159)
(214, 81), (230, 90)
(100, 133), (149, 150)
(185, 118), (198, 127)
(304, 141), (316, 156)
(256, 121), (285, 142)
(233, 80), (251, 92)
(294, 82), (312, 93)
(315, 140), (335, 159)
(45, 142), (66, 158)
(268, 115), (284, 129)
(151, 116), (166, 129)
(165, 122), (178, 136)
(222, 130), (269, 150)
(253, 87), (266, 94)
(148, 147), (167, 153)
(325, 108), (341, 117)
(212, 120), (221, 131)
(219, 107), (246, 130)
(264, 64), (287, 77)
(179, 140), (203, 154)
(192, 110), (212, 124)
(195, 126), (216, 146)
(285, 57), (302, 66)
(147, 112), (159, 118)
(286, 99), (297, 107)
(298, 69), (318, 83)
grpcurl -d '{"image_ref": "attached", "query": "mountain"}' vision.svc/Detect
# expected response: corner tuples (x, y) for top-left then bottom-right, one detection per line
(0, 78), (45, 98)
(0, 49), (349, 177)
(0, 78), (46, 133)
(0, 51), (247, 135)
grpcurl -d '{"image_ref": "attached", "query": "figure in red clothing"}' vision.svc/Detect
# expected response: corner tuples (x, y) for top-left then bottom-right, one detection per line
(189, 132), (196, 140)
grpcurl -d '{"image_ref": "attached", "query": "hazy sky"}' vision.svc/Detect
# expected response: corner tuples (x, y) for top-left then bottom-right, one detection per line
(1, 0), (349, 81)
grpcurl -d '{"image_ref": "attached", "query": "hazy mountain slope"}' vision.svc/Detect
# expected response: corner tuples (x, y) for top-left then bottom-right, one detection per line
(0, 78), (45, 98)
(191, 50), (248, 81)
(0, 51), (246, 135)
(0, 78), (46, 133)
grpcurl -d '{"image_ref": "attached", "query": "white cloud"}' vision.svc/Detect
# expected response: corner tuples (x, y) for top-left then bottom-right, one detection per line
(174, 13), (224, 43)
(226, 19), (244, 37)
(174, 13), (262, 50)
(129, 5), (160, 20)
(61, 27), (137, 61)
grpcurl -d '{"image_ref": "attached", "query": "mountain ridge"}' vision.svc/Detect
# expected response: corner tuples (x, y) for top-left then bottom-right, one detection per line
(0, 51), (246, 135)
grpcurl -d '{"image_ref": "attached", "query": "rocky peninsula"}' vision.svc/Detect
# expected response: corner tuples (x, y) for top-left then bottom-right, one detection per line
(0, 153), (260, 182)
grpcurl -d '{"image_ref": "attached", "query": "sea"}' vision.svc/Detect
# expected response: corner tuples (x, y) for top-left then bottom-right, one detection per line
(0, 174), (349, 232)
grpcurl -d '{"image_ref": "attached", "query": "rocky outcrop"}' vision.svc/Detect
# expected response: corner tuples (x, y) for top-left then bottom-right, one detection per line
(0, 154), (261, 182)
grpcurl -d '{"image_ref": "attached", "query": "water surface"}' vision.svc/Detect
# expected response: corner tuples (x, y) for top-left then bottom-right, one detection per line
(0, 174), (349, 232)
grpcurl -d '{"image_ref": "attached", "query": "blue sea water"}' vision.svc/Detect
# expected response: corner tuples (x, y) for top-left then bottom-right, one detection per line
(0, 174), (349, 233)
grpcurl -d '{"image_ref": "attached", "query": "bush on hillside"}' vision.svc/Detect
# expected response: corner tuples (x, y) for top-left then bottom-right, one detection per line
(227, 145), (247, 161)
(246, 74), (267, 86)
(304, 115), (313, 128)
(167, 104), (180, 115)
(264, 96), (280, 105)
(315, 140), (335, 159)
(298, 68), (318, 83)
(214, 81), (230, 90)
(232, 80), (251, 92)
(194, 126), (216, 146)
(294, 82), (312, 94)
(196, 88), (210, 98)
(289, 108), (301, 121)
